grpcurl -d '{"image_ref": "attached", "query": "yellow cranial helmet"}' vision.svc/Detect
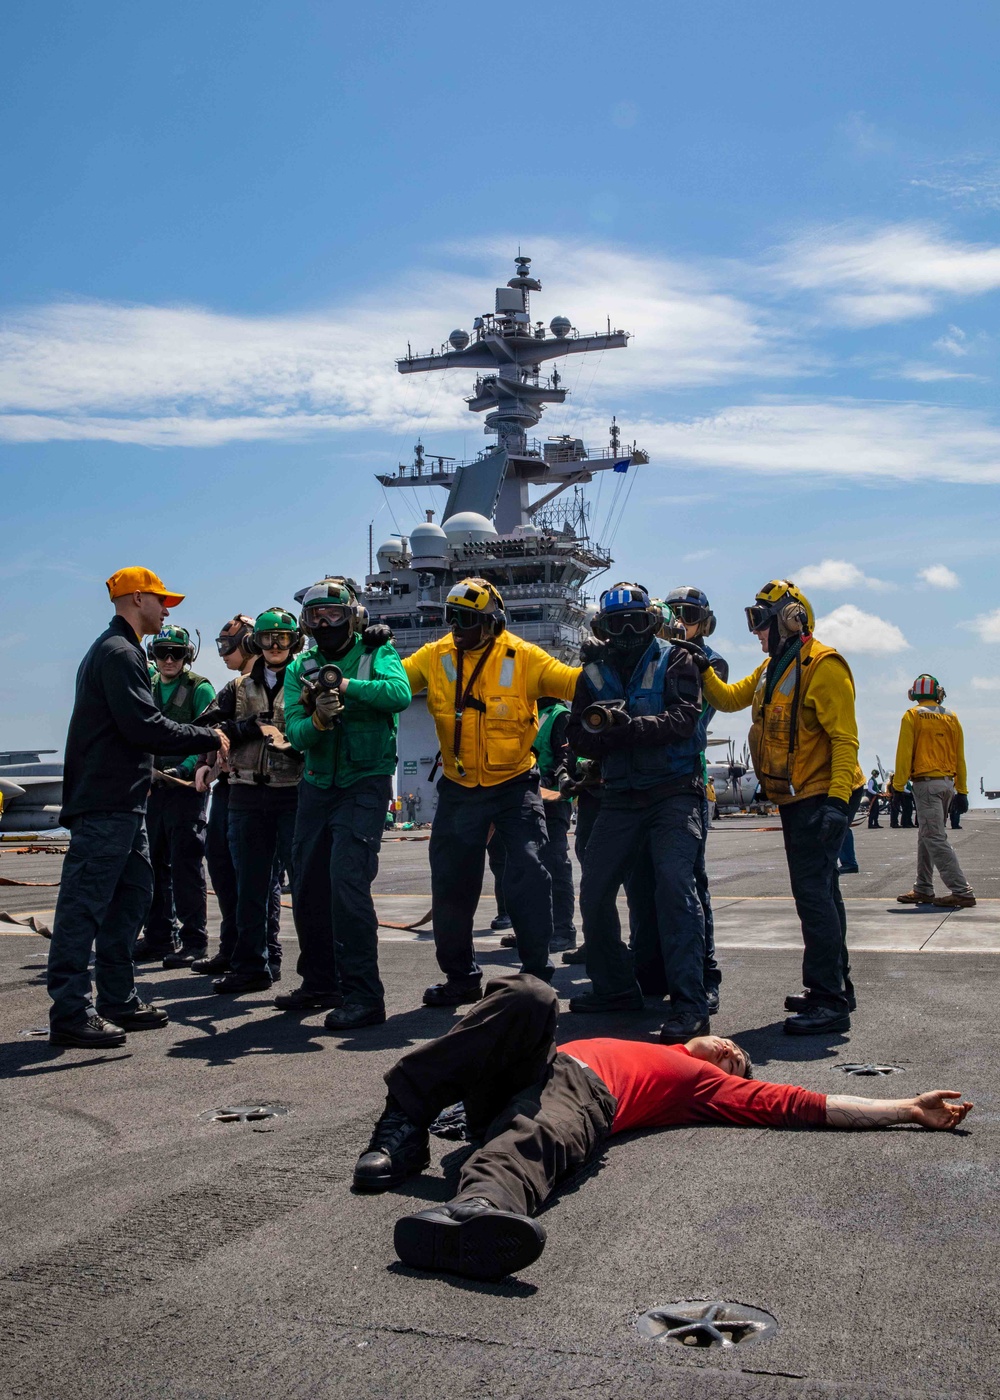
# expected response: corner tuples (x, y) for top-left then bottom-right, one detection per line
(446, 578), (504, 614)
(745, 579), (815, 637)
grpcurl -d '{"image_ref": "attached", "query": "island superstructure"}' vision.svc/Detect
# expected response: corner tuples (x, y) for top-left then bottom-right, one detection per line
(361, 254), (647, 814)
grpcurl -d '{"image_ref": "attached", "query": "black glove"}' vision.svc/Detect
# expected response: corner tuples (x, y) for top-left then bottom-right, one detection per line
(815, 796), (850, 846)
(218, 716), (261, 744)
(952, 792), (969, 815)
(579, 637), (610, 664)
(362, 623), (393, 652)
(161, 766), (184, 781)
(670, 639), (711, 673)
(313, 688), (343, 727)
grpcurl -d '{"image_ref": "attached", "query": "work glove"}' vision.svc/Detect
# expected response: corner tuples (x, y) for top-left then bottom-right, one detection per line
(362, 623), (393, 652)
(298, 681), (318, 715)
(161, 767), (184, 782)
(952, 792), (969, 815)
(218, 716), (262, 744)
(579, 637), (610, 664)
(815, 796), (850, 847)
(670, 639), (711, 673)
(313, 688), (343, 728)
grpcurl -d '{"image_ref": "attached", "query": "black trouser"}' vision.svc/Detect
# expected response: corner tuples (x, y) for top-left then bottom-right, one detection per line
(582, 790), (706, 1012)
(889, 793), (901, 828)
(900, 792), (916, 828)
(779, 789), (862, 1013)
(207, 781), (282, 967)
(488, 800), (577, 943)
(629, 794), (719, 999)
(429, 774), (554, 986)
(144, 785), (209, 954)
(48, 812), (151, 1028)
(228, 789), (298, 978)
(386, 975), (617, 1217)
(867, 796), (881, 828)
(574, 790), (601, 861)
(291, 775), (391, 1007)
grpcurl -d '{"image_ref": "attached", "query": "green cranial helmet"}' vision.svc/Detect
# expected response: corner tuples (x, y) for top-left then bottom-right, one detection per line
(148, 624), (194, 663)
(252, 606), (302, 655)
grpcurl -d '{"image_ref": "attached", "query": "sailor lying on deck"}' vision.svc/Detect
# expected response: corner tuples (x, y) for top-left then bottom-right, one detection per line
(352, 974), (973, 1282)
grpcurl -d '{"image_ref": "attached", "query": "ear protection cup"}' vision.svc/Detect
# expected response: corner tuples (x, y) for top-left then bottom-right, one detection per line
(704, 611), (717, 637)
(491, 610), (508, 636)
(244, 632), (262, 656)
(591, 614), (609, 641)
(778, 602), (807, 635)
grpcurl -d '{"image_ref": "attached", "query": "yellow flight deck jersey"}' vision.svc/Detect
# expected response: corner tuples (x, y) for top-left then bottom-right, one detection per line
(701, 637), (862, 805)
(403, 631), (580, 789)
(893, 705), (968, 793)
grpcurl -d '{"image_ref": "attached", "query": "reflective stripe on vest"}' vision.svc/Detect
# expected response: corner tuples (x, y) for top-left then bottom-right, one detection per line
(499, 652), (515, 688)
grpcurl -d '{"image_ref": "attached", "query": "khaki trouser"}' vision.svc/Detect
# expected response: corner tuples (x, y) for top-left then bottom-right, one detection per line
(912, 778), (973, 897)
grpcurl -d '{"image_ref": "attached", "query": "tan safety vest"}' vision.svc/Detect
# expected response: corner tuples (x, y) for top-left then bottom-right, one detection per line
(229, 673), (303, 787)
(748, 638), (858, 803)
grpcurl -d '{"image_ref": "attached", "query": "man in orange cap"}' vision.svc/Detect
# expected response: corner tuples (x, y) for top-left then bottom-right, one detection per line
(47, 569), (229, 1049)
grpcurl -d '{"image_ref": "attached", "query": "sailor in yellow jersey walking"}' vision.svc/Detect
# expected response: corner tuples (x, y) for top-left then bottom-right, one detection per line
(402, 578), (580, 1006)
(677, 580), (864, 1035)
(894, 675), (975, 909)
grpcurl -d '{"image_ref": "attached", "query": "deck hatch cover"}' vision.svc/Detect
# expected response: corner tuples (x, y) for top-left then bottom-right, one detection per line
(636, 1300), (777, 1348)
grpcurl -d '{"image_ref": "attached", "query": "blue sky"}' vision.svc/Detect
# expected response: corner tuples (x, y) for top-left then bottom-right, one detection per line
(3, 1), (1000, 792)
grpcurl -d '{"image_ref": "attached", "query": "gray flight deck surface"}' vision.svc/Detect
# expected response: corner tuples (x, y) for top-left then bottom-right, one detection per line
(1, 814), (998, 1399)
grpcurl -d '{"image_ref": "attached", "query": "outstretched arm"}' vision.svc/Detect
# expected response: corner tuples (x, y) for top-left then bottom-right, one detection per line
(826, 1090), (973, 1130)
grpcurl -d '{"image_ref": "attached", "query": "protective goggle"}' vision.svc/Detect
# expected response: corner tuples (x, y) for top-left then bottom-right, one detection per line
(447, 605), (484, 630)
(671, 602), (709, 626)
(152, 645), (188, 661)
(303, 603), (352, 626)
(601, 609), (653, 637)
(216, 634), (245, 656)
(256, 630), (294, 650)
(745, 604), (773, 633)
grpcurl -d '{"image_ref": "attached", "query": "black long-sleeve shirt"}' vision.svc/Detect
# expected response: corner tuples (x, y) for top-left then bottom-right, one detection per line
(60, 615), (222, 824)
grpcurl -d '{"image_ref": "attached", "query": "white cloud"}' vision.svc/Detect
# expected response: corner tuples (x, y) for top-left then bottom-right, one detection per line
(971, 676), (1000, 691)
(917, 565), (960, 589)
(773, 224), (1000, 324)
(795, 559), (889, 591)
(934, 325), (969, 356)
(910, 156), (1000, 212)
(589, 400), (1000, 486)
(815, 604), (909, 653)
(965, 609), (1000, 644)
(0, 242), (804, 448)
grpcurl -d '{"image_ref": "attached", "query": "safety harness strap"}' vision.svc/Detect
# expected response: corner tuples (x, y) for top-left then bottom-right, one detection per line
(452, 642), (495, 778)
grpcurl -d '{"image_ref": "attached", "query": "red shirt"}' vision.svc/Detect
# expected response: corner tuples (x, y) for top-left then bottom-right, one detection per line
(558, 1038), (827, 1135)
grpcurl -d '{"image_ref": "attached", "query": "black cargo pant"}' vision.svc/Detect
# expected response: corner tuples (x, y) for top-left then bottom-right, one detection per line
(429, 774), (554, 987)
(228, 789), (298, 978)
(206, 780), (283, 968)
(291, 775), (391, 1007)
(144, 785), (209, 954)
(779, 788), (863, 1013)
(488, 799), (577, 944)
(628, 794), (719, 1000)
(386, 975), (617, 1217)
(48, 812), (151, 1028)
(582, 790), (706, 1013)
(574, 790), (601, 860)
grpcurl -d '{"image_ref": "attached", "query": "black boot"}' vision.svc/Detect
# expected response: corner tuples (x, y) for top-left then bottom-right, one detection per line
(212, 972), (273, 995)
(659, 1008), (710, 1041)
(274, 986), (344, 1011)
(325, 1002), (386, 1031)
(191, 952), (230, 975)
(353, 1096), (430, 1192)
(705, 986), (720, 1016)
(422, 981), (483, 1008)
(116, 1001), (169, 1031)
(49, 1012), (126, 1048)
(568, 987), (644, 1014)
(784, 1006), (851, 1035)
(549, 934), (576, 954)
(163, 948), (204, 969)
(132, 937), (175, 962)
(561, 945), (587, 965)
(394, 1197), (546, 1280)
(785, 990), (857, 1014)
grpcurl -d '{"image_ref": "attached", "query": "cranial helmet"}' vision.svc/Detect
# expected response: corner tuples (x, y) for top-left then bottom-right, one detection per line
(247, 606), (304, 656)
(745, 580), (815, 638)
(909, 673), (945, 703)
(592, 582), (658, 649)
(295, 577), (367, 638)
(216, 615), (255, 658)
(649, 598), (686, 641)
(665, 585), (717, 637)
(148, 623), (196, 665)
(445, 577), (507, 638)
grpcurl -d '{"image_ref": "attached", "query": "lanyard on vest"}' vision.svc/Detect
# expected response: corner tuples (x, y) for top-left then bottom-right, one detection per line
(452, 642), (494, 778)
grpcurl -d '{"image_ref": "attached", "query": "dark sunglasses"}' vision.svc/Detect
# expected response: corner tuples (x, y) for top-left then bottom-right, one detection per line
(153, 646), (187, 661)
(603, 609), (652, 636)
